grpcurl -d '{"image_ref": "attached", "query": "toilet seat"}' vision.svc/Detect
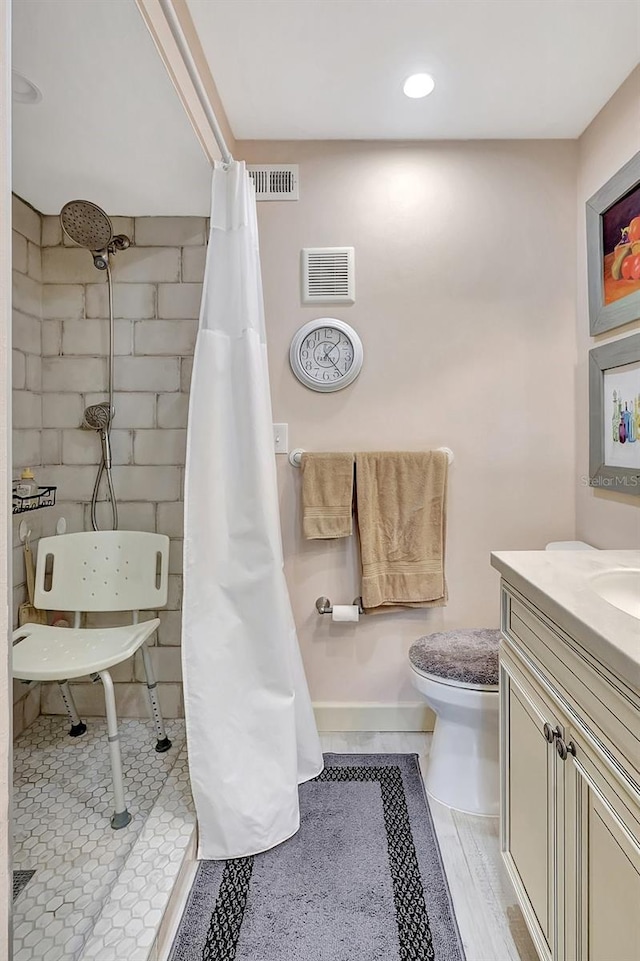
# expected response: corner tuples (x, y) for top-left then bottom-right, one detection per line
(409, 628), (500, 687)
(410, 663), (498, 692)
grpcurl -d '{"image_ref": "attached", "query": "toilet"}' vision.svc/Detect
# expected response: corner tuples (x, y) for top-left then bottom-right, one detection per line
(410, 541), (596, 817)
(409, 628), (501, 816)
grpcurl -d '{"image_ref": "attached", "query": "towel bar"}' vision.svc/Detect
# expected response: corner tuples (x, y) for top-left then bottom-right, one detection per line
(289, 447), (454, 467)
(315, 596), (365, 615)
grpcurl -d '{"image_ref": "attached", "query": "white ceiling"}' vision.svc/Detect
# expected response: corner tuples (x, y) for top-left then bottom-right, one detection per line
(187, 0), (640, 140)
(12, 0), (212, 215)
(11, 0), (640, 216)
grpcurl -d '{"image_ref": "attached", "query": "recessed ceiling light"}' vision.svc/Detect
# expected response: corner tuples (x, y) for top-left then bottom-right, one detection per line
(403, 73), (435, 99)
(12, 70), (42, 105)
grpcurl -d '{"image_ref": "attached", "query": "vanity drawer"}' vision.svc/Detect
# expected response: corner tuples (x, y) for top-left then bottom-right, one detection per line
(501, 583), (640, 799)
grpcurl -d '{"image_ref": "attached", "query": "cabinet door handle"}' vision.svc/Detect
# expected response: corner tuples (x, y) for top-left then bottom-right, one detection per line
(556, 738), (577, 761)
(543, 723), (561, 744)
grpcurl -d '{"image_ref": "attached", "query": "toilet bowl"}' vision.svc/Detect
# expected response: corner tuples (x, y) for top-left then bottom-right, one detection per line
(411, 664), (499, 816)
(409, 546), (595, 817)
(409, 629), (501, 817)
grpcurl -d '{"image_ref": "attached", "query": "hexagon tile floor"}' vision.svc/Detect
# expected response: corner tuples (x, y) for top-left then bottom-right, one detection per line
(13, 715), (192, 961)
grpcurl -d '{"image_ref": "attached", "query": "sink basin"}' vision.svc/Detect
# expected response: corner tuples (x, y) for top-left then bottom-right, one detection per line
(589, 569), (640, 619)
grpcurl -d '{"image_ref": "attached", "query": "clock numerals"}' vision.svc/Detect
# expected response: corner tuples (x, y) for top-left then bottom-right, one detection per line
(300, 330), (353, 384)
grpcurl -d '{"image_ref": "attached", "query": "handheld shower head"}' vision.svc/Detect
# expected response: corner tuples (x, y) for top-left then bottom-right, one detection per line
(83, 403), (113, 469)
(83, 402), (111, 431)
(60, 200), (130, 270)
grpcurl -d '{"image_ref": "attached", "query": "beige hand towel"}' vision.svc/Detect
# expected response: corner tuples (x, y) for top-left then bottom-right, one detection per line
(301, 452), (355, 539)
(355, 450), (448, 612)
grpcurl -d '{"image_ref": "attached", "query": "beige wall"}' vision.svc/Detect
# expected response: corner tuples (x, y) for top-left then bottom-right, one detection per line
(22, 119), (636, 715)
(576, 67), (640, 547)
(241, 139), (578, 705)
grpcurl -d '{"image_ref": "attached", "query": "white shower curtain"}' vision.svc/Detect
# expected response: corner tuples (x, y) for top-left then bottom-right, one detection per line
(182, 161), (323, 860)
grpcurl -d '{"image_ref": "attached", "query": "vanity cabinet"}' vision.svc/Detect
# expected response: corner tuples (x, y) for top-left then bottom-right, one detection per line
(501, 659), (564, 957)
(499, 583), (640, 961)
(563, 723), (640, 961)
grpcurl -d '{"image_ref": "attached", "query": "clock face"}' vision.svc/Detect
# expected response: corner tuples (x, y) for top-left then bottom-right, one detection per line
(290, 319), (363, 392)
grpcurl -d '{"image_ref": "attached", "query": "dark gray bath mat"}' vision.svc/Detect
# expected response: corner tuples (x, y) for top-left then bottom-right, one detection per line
(13, 870), (35, 901)
(170, 754), (465, 961)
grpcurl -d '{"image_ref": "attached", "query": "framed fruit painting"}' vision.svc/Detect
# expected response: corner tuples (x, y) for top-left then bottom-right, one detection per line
(587, 151), (640, 335)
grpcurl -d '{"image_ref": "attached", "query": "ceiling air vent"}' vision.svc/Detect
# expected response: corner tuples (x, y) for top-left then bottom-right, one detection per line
(247, 164), (299, 201)
(301, 247), (355, 305)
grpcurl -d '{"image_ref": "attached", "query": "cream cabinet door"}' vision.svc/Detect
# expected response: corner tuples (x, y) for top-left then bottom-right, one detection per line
(564, 729), (640, 961)
(500, 659), (565, 961)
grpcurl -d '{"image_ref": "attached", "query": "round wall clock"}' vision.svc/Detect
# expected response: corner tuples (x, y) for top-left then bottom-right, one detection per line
(289, 318), (364, 392)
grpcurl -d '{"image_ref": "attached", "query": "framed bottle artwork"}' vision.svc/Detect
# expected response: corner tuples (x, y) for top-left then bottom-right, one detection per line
(589, 333), (640, 495)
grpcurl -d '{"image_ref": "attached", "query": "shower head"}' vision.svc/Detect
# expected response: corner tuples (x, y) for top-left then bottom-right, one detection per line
(83, 402), (111, 431)
(60, 200), (130, 270)
(83, 402), (114, 470)
(60, 200), (113, 251)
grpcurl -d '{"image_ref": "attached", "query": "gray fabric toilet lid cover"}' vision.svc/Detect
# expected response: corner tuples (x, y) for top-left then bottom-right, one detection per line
(409, 629), (500, 687)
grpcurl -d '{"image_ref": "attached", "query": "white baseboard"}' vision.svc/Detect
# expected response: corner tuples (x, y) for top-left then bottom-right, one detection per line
(39, 690), (434, 733)
(313, 702), (435, 732)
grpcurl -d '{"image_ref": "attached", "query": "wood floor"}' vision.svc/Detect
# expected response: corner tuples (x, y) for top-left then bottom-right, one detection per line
(319, 731), (539, 961)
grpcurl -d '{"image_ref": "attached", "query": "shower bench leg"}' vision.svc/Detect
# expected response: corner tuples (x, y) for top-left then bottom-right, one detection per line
(141, 643), (172, 753)
(99, 669), (131, 829)
(57, 680), (87, 737)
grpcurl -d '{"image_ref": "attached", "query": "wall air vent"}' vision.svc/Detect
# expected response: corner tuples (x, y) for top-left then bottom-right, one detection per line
(247, 164), (299, 201)
(301, 247), (355, 305)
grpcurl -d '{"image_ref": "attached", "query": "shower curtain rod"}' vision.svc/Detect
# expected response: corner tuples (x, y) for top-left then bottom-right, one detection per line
(158, 0), (234, 165)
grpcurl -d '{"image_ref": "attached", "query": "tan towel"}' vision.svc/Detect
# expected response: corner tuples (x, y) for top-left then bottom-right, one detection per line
(355, 450), (448, 612)
(301, 452), (355, 539)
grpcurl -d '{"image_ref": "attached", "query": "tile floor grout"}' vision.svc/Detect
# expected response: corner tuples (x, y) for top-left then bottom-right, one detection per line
(13, 716), (187, 961)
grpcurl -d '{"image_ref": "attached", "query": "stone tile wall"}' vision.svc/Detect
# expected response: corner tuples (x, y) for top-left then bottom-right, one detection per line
(30, 211), (206, 719)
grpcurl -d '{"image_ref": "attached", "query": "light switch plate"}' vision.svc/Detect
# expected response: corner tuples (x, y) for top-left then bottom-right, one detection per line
(273, 423), (289, 454)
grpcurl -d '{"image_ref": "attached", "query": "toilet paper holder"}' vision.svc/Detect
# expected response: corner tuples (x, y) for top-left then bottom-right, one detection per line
(315, 596), (365, 615)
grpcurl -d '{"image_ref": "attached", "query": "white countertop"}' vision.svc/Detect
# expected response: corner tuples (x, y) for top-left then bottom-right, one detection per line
(491, 550), (640, 692)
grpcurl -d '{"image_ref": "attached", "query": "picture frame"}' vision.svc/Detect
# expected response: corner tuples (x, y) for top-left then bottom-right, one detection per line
(589, 333), (640, 496)
(587, 150), (640, 335)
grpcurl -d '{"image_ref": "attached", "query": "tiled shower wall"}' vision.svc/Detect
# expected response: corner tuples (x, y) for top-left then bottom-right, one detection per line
(12, 195), (45, 736)
(37, 214), (207, 719)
